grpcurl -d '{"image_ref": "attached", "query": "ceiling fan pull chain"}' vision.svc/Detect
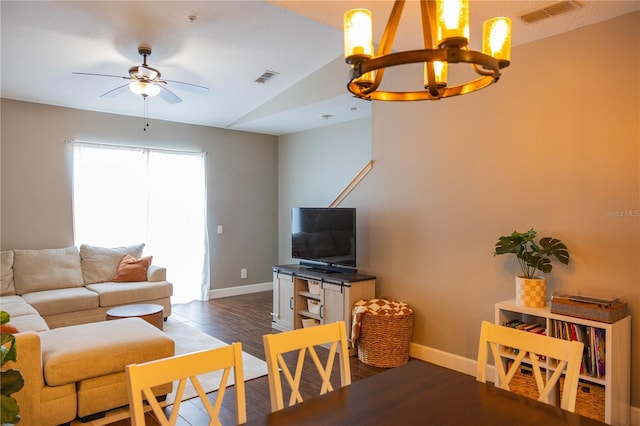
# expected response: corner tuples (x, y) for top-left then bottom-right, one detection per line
(143, 95), (150, 131)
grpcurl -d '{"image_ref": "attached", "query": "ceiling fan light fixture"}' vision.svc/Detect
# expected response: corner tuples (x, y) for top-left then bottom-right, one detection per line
(129, 81), (161, 97)
(138, 66), (159, 80)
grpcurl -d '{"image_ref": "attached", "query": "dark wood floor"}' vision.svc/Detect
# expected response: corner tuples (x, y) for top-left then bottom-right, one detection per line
(106, 291), (386, 425)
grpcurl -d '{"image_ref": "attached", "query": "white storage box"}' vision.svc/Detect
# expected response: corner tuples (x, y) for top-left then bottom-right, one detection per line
(302, 318), (320, 328)
(307, 299), (321, 315)
(308, 280), (321, 295)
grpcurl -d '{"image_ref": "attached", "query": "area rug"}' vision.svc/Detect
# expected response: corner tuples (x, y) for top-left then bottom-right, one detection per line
(72, 318), (267, 425)
(163, 317), (268, 402)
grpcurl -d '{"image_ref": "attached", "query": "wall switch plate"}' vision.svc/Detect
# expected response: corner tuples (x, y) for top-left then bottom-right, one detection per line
(217, 225), (223, 234)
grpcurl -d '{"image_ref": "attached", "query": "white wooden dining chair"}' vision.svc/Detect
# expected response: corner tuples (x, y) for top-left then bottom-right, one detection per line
(126, 342), (246, 426)
(263, 320), (351, 412)
(476, 320), (584, 412)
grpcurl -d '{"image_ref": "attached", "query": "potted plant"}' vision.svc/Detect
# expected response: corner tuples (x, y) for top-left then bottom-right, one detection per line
(1, 311), (24, 425)
(493, 228), (570, 307)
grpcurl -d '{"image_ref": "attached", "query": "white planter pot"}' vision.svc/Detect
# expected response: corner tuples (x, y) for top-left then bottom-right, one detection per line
(515, 276), (547, 307)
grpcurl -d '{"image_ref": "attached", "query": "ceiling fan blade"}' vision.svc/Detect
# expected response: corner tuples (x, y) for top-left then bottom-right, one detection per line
(164, 79), (209, 94)
(73, 72), (130, 80)
(100, 84), (130, 98)
(157, 85), (182, 104)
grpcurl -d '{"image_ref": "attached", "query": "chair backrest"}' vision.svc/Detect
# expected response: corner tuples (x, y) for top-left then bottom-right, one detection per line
(263, 320), (351, 412)
(126, 342), (246, 426)
(476, 320), (584, 412)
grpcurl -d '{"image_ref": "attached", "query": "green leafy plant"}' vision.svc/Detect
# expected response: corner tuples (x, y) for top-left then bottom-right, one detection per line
(493, 228), (570, 279)
(1, 311), (23, 425)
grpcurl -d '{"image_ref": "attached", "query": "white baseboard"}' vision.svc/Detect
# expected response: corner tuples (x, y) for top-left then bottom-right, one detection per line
(409, 341), (494, 380)
(409, 342), (639, 425)
(208, 281), (272, 299)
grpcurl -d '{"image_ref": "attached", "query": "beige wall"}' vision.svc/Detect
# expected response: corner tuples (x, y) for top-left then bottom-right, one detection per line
(279, 12), (640, 407)
(277, 117), (372, 263)
(0, 100), (278, 289)
(360, 12), (639, 405)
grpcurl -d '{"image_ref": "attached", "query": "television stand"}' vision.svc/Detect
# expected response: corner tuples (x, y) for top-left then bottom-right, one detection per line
(271, 264), (376, 354)
(299, 261), (356, 274)
(302, 267), (340, 274)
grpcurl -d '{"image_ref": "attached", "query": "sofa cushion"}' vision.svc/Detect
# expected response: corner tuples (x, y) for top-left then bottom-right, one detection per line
(0, 295), (24, 304)
(0, 298), (40, 317)
(85, 281), (173, 307)
(10, 314), (50, 332)
(112, 255), (153, 282)
(21, 287), (99, 316)
(13, 247), (84, 294)
(40, 318), (174, 386)
(1, 250), (16, 296)
(80, 244), (145, 284)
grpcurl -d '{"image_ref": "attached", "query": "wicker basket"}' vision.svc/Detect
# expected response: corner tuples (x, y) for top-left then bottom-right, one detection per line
(356, 311), (414, 368)
(561, 377), (605, 422)
(507, 361), (605, 422)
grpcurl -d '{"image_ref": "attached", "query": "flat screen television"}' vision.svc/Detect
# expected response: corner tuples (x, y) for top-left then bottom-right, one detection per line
(291, 207), (356, 271)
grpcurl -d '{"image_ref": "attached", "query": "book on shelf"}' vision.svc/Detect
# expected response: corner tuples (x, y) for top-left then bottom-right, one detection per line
(502, 319), (546, 360)
(551, 319), (605, 378)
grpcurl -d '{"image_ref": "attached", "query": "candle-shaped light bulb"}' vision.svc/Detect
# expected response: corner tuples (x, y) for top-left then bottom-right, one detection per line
(482, 17), (512, 67)
(436, 0), (469, 48)
(344, 9), (374, 64)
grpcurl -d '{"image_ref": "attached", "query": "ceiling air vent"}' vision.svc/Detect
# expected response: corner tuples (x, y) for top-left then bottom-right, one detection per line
(254, 70), (279, 84)
(520, 1), (582, 24)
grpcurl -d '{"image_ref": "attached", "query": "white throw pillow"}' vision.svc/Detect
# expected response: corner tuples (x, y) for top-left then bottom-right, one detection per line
(13, 247), (84, 294)
(79, 244), (145, 284)
(1, 250), (16, 296)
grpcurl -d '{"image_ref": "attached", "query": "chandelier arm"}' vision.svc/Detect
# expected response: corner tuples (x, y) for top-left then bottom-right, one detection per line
(420, 0), (439, 96)
(363, 0), (406, 95)
(424, 62), (439, 97)
(472, 63), (496, 77)
(420, 0), (435, 49)
(377, 0), (405, 57)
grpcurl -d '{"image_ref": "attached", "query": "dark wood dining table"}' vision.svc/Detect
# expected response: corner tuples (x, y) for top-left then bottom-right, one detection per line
(244, 360), (607, 425)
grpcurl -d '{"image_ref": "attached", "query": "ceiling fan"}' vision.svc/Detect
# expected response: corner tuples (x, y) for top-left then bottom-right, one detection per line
(73, 44), (209, 104)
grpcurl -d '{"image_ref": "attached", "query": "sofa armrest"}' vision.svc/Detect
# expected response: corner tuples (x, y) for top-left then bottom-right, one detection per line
(8, 332), (45, 422)
(147, 264), (166, 282)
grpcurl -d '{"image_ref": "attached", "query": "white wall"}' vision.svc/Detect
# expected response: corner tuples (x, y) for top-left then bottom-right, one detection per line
(0, 100), (278, 290)
(279, 12), (640, 408)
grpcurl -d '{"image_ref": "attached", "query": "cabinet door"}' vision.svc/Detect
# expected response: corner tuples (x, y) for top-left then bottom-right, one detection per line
(272, 273), (294, 331)
(322, 282), (346, 326)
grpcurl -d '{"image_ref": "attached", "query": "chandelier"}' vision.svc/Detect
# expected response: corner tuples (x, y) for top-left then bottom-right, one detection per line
(343, 0), (512, 101)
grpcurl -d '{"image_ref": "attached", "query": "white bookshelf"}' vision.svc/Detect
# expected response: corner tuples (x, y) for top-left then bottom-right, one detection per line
(495, 299), (630, 425)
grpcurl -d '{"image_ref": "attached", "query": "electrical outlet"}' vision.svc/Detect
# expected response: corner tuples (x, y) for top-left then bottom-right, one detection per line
(241, 268), (247, 279)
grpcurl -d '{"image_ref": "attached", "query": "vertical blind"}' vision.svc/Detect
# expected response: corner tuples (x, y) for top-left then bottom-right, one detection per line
(72, 142), (210, 303)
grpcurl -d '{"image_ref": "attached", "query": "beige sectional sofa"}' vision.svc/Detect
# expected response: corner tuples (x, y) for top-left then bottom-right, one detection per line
(1, 244), (172, 329)
(0, 244), (176, 425)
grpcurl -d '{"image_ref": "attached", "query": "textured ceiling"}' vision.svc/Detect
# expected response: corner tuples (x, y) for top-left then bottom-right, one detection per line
(1, 1), (638, 135)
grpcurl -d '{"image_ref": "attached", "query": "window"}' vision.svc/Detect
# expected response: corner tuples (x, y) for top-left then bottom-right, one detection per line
(73, 143), (209, 303)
